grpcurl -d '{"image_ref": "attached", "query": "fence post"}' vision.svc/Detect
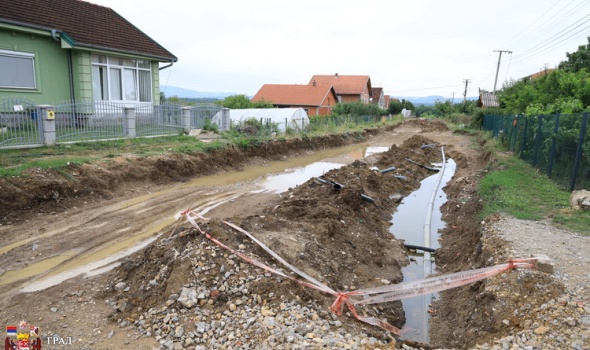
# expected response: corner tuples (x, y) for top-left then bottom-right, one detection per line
(123, 107), (136, 138)
(520, 117), (529, 158)
(182, 106), (192, 133)
(547, 114), (560, 177)
(569, 112), (589, 191)
(532, 115), (543, 166)
(38, 105), (56, 146)
(222, 108), (230, 131)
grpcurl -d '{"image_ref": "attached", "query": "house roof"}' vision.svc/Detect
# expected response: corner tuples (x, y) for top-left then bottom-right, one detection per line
(478, 89), (499, 108)
(384, 95), (391, 107)
(0, 0), (177, 62)
(523, 68), (556, 81)
(371, 87), (383, 103)
(309, 74), (372, 96)
(252, 84), (337, 106)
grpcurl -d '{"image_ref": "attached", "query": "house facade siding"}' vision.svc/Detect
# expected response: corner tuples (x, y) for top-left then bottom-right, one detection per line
(0, 26), (71, 103)
(1, 25), (164, 105)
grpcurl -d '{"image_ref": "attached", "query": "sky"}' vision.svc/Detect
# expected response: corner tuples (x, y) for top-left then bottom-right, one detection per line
(89, 0), (590, 99)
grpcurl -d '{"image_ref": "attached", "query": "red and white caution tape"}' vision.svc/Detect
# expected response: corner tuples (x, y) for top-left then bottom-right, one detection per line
(178, 209), (538, 335)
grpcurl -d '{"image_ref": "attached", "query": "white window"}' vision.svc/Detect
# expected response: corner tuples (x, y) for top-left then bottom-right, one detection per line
(91, 54), (152, 102)
(0, 49), (36, 89)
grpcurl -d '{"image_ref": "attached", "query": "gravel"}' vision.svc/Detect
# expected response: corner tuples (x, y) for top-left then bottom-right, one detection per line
(107, 213), (589, 350)
(472, 214), (590, 350)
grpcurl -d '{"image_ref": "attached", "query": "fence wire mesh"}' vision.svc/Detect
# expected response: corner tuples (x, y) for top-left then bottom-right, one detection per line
(483, 113), (590, 191)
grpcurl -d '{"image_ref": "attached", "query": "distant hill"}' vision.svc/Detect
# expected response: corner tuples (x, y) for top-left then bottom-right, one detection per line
(393, 95), (478, 106)
(159, 87), (478, 105)
(160, 86), (236, 99)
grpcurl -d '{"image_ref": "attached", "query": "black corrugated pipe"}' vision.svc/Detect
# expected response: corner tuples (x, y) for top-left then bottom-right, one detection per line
(379, 166), (396, 174)
(405, 158), (440, 172)
(314, 177), (344, 190)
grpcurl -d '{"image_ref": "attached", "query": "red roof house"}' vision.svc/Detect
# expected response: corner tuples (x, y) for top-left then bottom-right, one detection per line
(308, 74), (372, 104)
(251, 83), (338, 116)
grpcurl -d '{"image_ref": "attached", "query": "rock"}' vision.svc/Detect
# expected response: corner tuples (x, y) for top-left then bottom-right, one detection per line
(114, 282), (127, 291)
(533, 326), (550, 335)
(570, 189), (590, 209)
(177, 287), (198, 309)
(533, 254), (555, 274)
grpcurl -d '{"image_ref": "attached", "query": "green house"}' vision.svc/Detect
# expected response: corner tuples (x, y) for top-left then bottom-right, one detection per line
(0, 0), (177, 106)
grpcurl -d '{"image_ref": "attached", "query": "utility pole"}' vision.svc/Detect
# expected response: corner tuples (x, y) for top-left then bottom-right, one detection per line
(451, 92), (455, 104)
(493, 49), (512, 93)
(462, 79), (470, 104)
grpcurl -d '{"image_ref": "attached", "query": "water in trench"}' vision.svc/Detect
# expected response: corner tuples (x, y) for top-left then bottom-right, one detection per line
(389, 158), (456, 343)
(2, 144), (389, 291)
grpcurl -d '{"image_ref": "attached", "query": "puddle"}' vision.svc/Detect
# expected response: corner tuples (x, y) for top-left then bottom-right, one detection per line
(20, 236), (158, 293)
(0, 251), (78, 285)
(261, 161), (344, 193)
(389, 158), (456, 343)
(260, 146), (390, 193)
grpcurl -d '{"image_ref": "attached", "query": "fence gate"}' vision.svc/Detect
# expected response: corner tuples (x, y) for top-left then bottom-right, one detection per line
(54, 100), (125, 142)
(0, 98), (43, 148)
(190, 103), (222, 129)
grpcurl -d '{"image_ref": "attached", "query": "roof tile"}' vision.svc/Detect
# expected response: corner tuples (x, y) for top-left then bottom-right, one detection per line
(0, 0), (176, 61)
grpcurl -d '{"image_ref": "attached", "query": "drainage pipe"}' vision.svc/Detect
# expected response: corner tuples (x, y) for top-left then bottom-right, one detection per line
(406, 158), (440, 172)
(421, 146), (446, 342)
(423, 146), (446, 275)
(379, 166), (397, 174)
(314, 177), (344, 190)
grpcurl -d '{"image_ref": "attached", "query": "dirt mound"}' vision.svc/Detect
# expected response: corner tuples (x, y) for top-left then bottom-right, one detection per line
(106, 134), (447, 336)
(0, 131), (381, 223)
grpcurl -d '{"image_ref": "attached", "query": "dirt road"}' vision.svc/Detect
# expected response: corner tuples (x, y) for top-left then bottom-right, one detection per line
(3, 119), (575, 349)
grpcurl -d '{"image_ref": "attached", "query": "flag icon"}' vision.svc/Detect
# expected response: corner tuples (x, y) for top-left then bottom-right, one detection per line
(6, 325), (16, 336)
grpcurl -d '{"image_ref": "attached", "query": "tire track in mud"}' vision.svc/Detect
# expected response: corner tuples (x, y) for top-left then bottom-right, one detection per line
(0, 187), (245, 289)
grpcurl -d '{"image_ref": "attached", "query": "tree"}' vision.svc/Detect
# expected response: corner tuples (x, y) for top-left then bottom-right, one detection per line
(252, 98), (274, 108)
(218, 94), (252, 109)
(332, 102), (384, 116)
(558, 36), (590, 73)
(387, 99), (415, 115)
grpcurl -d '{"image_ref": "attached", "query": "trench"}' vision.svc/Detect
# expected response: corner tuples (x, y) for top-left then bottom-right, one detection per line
(390, 157), (456, 344)
(0, 144), (389, 292)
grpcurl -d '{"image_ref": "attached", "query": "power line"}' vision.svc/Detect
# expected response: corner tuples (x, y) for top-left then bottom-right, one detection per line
(503, 0), (563, 48)
(514, 14), (590, 59)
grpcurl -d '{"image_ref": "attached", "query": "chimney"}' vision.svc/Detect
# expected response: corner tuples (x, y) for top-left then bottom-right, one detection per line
(313, 79), (316, 86)
(335, 73), (338, 78)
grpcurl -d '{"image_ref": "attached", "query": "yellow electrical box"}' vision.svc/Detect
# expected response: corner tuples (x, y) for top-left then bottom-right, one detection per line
(47, 110), (55, 120)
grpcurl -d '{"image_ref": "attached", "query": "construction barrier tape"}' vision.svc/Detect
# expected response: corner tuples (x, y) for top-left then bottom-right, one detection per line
(178, 209), (538, 336)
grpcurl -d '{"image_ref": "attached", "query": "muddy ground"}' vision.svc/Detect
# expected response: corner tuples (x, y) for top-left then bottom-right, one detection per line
(0, 119), (565, 349)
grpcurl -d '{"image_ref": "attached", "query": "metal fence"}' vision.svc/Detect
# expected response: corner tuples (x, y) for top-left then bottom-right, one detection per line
(483, 113), (590, 191)
(0, 99), (224, 148)
(0, 97), (42, 147)
(54, 100), (125, 142)
(137, 102), (183, 137)
(190, 103), (221, 129)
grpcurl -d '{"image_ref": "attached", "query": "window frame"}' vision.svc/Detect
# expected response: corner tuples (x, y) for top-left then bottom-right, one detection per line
(91, 54), (152, 103)
(0, 49), (37, 90)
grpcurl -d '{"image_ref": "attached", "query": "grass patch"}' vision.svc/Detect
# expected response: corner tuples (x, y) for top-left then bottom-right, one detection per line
(479, 155), (589, 235)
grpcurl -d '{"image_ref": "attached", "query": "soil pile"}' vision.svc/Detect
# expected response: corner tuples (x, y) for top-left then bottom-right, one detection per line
(105, 134), (449, 345)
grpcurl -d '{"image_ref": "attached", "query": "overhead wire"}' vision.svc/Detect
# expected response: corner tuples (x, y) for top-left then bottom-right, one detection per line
(507, 0), (583, 50)
(502, 0), (563, 48)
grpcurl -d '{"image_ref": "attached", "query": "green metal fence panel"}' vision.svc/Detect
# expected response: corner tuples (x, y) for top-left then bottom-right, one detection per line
(483, 113), (589, 191)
